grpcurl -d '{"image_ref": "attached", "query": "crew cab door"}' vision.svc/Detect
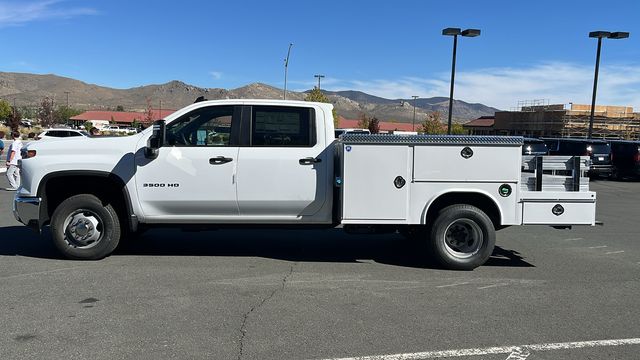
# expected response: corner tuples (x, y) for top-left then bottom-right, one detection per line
(235, 105), (330, 221)
(135, 105), (241, 220)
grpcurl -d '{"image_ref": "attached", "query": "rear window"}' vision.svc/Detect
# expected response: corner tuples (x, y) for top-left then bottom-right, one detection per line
(589, 143), (610, 154)
(523, 142), (548, 154)
(251, 106), (315, 147)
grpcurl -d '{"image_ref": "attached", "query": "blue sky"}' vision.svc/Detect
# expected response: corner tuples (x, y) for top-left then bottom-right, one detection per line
(1, 0), (639, 110)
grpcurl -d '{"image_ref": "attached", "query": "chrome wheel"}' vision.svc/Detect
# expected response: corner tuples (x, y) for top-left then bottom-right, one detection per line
(63, 210), (103, 249)
(443, 218), (484, 259)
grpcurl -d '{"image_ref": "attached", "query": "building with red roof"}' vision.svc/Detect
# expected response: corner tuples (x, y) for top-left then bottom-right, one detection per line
(70, 109), (176, 128)
(462, 116), (495, 135)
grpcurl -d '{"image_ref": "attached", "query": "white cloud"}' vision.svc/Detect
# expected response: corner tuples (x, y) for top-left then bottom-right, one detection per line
(317, 62), (640, 111)
(0, 0), (97, 28)
(209, 71), (223, 80)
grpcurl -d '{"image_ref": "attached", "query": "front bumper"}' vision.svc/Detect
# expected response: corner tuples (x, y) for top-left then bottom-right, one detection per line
(13, 195), (42, 231)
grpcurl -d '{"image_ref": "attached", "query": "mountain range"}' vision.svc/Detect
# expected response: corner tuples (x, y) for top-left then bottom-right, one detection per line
(0, 72), (499, 123)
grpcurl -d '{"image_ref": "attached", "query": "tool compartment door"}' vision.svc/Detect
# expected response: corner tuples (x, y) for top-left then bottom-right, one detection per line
(520, 191), (596, 225)
(342, 145), (410, 221)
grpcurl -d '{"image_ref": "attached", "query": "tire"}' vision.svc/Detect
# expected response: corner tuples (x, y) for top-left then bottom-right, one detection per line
(50, 194), (121, 260)
(427, 204), (495, 270)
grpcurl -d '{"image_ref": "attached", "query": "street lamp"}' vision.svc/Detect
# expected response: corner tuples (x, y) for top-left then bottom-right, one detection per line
(283, 43), (293, 100)
(442, 27), (480, 134)
(314, 74), (325, 90)
(412, 95), (419, 131)
(587, 31), (629, 138)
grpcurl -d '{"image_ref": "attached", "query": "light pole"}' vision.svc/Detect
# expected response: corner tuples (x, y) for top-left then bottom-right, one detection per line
(412, 95), (419, 131)
(314, 74), (325, 90)
(283, 43), (293, 100)
(442, 27), (480, 134)
(587, 31), (629, 138)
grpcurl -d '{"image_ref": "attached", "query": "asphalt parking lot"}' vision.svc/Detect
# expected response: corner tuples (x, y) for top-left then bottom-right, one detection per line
(1, 177), (639, 360)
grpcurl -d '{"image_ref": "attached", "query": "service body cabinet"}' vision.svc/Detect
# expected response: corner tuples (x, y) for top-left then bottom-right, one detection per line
(338, 135), (524, 225)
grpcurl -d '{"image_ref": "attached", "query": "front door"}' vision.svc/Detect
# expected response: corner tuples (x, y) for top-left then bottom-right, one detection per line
(135, 105), (241, 221)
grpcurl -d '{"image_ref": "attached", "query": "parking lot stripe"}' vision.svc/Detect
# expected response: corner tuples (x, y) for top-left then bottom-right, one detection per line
(605, 250), (625, 255)
(313, 338), (640, 360)
(477, 283), (509, 290)
(436, 282), (471, 288)
(564, 238), (584, 241)
(588, 245), (607, 249)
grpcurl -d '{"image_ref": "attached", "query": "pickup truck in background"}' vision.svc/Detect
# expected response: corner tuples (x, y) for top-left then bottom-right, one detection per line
(13, 100), (598, 270)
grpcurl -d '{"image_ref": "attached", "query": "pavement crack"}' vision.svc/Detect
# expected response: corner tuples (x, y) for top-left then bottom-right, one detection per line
(237, 263), (295, 360)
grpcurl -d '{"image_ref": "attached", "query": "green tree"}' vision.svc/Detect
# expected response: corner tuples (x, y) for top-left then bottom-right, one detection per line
(304, 88), (338, 127)
(368, 116), (380, 134)
(357, 113), (369, 129)
(451, 123), (466, 135)
(54, 106), (82, 125)
(116, 105), (125, 111)
(0, 100), (12, 122)
(83, 121), (94, 132)
(418, 111), (446, 134)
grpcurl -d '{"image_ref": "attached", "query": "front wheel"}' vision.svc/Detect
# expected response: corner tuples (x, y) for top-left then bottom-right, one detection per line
(428, 205), (495, 270)
(50, 194), (121, 260)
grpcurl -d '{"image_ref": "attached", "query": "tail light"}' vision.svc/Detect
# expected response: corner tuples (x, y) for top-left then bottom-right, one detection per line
(634, 148), (640, 163)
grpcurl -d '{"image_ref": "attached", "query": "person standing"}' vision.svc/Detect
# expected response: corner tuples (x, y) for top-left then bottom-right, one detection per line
(0, 130), (5, 159)
(5, 131), (23, 191)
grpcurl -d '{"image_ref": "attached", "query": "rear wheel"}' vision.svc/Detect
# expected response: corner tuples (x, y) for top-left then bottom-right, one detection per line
(427, 204), (495, 270)
(50, 194), (121, 260)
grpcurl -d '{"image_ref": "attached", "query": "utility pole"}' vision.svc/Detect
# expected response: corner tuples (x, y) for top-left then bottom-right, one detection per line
(314, 74), (325, 90)
(64, 91), (70, 107)
(284, 43), (293, 100)
(412, 96), (419, 131)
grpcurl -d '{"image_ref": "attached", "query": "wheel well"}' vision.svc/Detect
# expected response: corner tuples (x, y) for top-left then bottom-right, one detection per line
(40, 174), (132, 230)
(424, 192), (501, 228)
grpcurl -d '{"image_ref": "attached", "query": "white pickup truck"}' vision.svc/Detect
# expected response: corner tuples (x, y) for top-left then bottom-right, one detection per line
(13, 100), (597, 269)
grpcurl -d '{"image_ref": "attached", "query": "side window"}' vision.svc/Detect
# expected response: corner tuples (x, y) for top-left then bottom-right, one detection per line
(165, 106), (234, 147)
(250, 106), (315, 147)
(68, 131), (82, 137)
(48, 131), (63, 138)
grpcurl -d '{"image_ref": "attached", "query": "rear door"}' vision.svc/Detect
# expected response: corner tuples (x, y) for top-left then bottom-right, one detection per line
(236, 105), (330, 221)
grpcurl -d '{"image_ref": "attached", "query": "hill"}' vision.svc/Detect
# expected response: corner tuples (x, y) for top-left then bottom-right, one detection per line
(0, 72), (499, 123)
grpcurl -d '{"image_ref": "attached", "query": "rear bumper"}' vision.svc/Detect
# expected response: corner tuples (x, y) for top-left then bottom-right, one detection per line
(589, 165), (612, 176)
(13, 195), (42, 231)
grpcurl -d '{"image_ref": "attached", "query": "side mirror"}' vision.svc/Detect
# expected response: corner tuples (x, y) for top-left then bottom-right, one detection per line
(144, 120), (166, 159)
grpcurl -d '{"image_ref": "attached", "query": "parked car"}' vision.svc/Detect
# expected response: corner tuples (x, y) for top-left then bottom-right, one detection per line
(35, 129), (91, 141)
(541, 137), (612, 178)
(102, 125), (137, 134)
(522, 137), (549, 155)
(607, 140), (640, 179)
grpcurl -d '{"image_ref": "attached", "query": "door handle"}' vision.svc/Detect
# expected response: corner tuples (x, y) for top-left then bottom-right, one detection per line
(209, 156), (233, 165)
(299, 157), (322, 165)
